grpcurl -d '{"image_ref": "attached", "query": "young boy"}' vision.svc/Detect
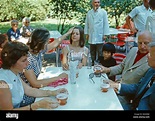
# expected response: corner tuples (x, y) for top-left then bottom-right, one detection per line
(98, 42), (116, 81)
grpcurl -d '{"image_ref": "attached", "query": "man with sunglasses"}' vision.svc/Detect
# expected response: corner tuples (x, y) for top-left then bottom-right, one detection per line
(7, 19), (21, 41)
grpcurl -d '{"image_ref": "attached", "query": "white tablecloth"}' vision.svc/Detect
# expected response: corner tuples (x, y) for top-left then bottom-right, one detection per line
(36, 66), (123, 110)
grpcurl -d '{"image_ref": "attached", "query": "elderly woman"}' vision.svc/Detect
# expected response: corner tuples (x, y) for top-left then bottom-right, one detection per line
(20, 17), (34, 38)
(0, 41), (68, 110)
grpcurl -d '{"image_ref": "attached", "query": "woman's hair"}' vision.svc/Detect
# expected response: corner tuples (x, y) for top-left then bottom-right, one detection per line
(70, 26), (85, 47)
(102, 42), (116, 54)
(27, 28), (50, 54)
(0, 34), (8, 48)
(1, 41), (29, 69)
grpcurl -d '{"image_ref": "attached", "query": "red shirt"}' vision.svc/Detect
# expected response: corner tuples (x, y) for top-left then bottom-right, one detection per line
(133, 51), (148, 64)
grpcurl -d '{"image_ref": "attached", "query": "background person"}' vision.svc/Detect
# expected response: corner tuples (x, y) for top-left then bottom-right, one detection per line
(84, 0), (110, 66)
(7, 19), (22, 41)
(62, 26), (89, 70)
(20, 17), (34, 38)
(145, 0), (155, 34)
(0, 41), (68, 110)
(126, 0), (152, 38)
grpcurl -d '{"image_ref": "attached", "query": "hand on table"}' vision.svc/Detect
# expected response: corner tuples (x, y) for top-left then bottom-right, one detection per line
(36, 98), (59, 109)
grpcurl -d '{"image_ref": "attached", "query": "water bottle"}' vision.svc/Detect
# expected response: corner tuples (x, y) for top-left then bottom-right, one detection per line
(87, 52), (92, 69)
(68, 50), (77, 84)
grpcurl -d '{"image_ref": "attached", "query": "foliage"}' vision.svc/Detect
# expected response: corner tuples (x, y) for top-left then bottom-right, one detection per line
(0, 0), (144, 33)
(0, 0), (50, 22)
(102, 0), (142, 27)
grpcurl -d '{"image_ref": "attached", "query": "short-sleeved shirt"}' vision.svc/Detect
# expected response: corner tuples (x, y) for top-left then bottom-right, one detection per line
(129, 4), (152, 33)
(0, 69), (24, 108)
(145, 10), (155, 34)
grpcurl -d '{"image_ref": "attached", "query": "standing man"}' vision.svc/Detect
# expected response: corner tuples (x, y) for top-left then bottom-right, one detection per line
(126, 0), (152, 38)
(84, 0), (110, 65)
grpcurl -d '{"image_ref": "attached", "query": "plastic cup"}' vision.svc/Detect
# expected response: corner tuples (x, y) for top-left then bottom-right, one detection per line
(56, 93), (68, 105)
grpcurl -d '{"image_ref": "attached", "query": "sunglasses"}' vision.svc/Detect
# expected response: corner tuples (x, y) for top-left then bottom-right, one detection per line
(25, 22), (30, 23)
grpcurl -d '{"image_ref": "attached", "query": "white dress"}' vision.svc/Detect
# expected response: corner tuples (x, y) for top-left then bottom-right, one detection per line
(0, 69), (24, 108)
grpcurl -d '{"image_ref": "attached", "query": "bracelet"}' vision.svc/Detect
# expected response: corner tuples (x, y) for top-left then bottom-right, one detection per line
(30, 104), (32, 110)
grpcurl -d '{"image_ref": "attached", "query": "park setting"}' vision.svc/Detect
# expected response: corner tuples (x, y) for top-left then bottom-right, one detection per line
(0, 0), (155, 117)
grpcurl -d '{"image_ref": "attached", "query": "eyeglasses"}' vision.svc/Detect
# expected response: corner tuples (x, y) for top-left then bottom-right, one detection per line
(25, 22), (30, 23)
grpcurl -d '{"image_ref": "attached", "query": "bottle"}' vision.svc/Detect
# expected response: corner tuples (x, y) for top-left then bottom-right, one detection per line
(87, 52), (92, 69)
(68, 50), (77, 84)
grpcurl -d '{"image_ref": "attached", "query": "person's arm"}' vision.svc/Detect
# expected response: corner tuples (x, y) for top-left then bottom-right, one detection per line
(23, 69), (68, 88)
(80, 47), (89, 67)
(126, 16), (137, 34)
(22, 80), (68, 97)
(61, 46), (69, 70)
(46, 27), (73, 52)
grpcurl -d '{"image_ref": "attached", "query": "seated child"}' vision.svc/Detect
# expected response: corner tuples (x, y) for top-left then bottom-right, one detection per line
(98, 42), (117, 81)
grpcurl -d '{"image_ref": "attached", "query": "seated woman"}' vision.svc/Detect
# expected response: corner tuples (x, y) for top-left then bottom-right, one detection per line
(98, 42), (117, 81)
(61, 26), (89, 70)
(20, 17), (34, 38)
(7, 19), (22, 41)
(0, 34), (8, 68)
(19, 27), (73, 106)
(0, 41), (68, 110)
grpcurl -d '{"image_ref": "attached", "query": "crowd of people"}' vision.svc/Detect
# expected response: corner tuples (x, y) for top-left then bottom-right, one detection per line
(0, 0), (155, 110)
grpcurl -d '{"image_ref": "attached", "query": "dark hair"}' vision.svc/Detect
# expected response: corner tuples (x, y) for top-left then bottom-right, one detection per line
(70, 26), (85, 47)
(102, 42), (116, 54)
(0, 34), (8, 48)
(1, 41), (29, 69)
(149, 0), (155, 9)
(27, 28), (50, 54)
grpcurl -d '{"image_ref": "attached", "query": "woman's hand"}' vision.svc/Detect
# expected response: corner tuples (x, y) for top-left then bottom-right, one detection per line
(78, 63), (83, 69)
(51, 88), (68, 96)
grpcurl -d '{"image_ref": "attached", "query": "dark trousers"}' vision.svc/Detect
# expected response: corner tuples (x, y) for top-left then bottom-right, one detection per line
(90, 43), (103, 65)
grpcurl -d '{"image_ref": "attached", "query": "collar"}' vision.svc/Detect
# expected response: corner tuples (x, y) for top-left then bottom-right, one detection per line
(137, 50), (148, 56)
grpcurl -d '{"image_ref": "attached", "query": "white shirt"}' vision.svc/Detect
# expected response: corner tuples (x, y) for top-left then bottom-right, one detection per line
(145, 10), (155, 34)
(0, 69), (24, 108)
(84, 7), (110, 44)
(129, 4), (152, 34)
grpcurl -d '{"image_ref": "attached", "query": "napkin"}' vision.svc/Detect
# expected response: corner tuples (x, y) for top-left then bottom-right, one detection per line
(47, 78), (68, 87)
